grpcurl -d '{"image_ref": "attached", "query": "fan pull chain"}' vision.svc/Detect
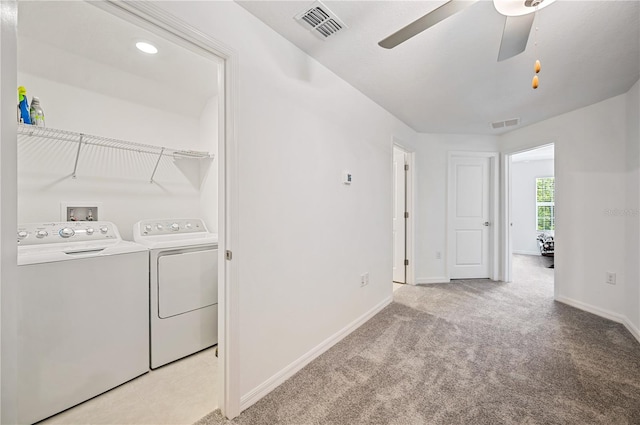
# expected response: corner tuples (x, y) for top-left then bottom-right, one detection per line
(532, 6), (541, 89)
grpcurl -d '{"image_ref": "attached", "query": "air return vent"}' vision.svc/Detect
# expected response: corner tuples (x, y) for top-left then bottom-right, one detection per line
(295, 1), (347, 40)
(491, 117), (520, 129)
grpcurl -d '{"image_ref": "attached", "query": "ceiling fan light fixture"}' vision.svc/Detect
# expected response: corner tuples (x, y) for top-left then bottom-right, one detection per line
(493, 0), (556, 17)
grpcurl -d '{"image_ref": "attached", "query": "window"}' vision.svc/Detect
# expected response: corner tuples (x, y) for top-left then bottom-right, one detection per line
(536, 177), (555, 231)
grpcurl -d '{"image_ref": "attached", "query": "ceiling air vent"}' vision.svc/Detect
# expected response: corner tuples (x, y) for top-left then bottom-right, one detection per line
(295, 1), (347, 40)
(491, 118), (520, 130)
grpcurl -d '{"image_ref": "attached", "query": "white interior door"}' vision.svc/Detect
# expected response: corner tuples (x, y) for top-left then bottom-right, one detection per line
(449, 156), (491, 279)
(393, 147), (406, 283)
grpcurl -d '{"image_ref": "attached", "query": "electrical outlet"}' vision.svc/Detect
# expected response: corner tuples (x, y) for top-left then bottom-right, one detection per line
(606, 272), (616, 285)
(435, 251), (442, 260)
(360, 272), (369, 287)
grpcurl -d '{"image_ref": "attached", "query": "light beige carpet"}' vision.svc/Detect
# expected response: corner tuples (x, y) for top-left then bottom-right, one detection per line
(196, 255), (640, 424)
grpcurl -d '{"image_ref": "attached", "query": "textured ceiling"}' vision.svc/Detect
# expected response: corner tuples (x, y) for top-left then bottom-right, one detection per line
(238, 0), (640, 135)
(17, 1), (219, 118)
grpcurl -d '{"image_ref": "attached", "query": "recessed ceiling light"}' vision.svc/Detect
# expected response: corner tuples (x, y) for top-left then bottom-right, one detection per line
(135, 41), (158, 55)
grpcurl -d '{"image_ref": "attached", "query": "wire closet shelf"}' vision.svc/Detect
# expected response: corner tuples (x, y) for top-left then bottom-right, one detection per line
(17, 124), (213, 183)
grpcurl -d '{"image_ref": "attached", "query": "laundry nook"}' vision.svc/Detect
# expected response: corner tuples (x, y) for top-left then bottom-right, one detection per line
(13, 1), (222, 423)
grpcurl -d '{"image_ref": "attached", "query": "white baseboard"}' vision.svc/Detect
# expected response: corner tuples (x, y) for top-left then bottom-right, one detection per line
(240, 296), (393, 411)
(555, 296), (640, 344)
(415, 277), (450, 285)
(513, 250), (541, 256)
(622, 317), (640, 343)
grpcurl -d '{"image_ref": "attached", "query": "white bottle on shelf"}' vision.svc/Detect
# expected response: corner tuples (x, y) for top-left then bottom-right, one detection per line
(29, 97), (45, 127)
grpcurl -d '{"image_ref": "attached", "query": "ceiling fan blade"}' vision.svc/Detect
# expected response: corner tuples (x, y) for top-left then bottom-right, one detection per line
(497, 14), (535, 61)
(378, 0), (477, 49)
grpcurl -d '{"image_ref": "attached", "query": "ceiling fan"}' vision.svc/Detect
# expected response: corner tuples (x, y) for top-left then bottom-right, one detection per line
(378, 0), (556, 61)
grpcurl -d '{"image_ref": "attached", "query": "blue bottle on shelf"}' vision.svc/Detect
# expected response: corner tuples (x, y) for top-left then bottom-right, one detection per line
(18, 86), (32, 125)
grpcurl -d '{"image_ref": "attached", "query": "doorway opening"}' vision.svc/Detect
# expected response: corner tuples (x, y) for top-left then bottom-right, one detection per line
(392, 143), (414, 289)
(505, 144), (555, 290)
(10, 1), (237, 423)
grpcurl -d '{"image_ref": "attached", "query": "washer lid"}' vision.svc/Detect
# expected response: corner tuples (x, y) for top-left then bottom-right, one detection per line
(18, 240), (148, 266)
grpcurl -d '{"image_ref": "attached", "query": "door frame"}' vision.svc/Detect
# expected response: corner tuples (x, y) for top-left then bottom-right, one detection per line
(1, 1), (242, 420)
(501, 143), (555, 284)
(446, 151), (499, 281)
(392, 139), (415, 285)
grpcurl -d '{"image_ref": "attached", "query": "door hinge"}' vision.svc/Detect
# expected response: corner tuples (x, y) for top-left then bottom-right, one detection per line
(225, 250), (233, 260)
(404, 259), (409, 266)
(404, 164), (409, 171)
(404, 212), (409, 219)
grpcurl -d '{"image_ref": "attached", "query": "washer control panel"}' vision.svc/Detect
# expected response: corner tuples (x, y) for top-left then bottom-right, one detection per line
(17, 221), (119, 245)
(136, 218), (208, 237)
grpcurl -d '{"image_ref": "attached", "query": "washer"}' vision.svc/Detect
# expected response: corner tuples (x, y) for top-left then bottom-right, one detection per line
(133, 218), (218, 369)
(16, 221), (149, 425)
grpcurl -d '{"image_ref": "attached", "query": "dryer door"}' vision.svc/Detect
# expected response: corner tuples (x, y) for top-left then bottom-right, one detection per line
(157, 247), (218, 319)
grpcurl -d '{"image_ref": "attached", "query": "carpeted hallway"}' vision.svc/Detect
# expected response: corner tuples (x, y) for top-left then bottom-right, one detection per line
(196, 255), (640, 425)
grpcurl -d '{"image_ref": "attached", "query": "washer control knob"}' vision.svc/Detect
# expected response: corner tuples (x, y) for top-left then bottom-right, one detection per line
(156, 224), (164, 231)
(36, 230), (48, 239)
(170, 223), (180, 231)
(185, 223), (192, 229)
(59, 228), (75, 238)
(17, 231), (28, 239)
(86, 228), (95, 235)
(144, 224), (152, 232)
(100, 226), (109, 234)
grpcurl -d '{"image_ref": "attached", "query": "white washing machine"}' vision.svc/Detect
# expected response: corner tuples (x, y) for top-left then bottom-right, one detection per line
(133, 218), (218, 369)
(16, 221), (149, 425)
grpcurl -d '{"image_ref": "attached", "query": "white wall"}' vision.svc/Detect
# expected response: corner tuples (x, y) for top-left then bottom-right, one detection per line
(625, 80), (639, 334)
(404, 134), (498, 283)
(1, 3), (20, 422)
(511, 159), (554, 255)
(500, 93), (630, 325)
(16, 71), (218, 239)
(156, 1), (419, 407)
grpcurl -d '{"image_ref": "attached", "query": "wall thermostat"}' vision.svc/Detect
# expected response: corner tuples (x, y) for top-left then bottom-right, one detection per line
(343, 172), (352, 185)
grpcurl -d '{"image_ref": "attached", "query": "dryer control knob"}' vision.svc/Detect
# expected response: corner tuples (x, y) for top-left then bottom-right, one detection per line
(144, 224), (152, 232)
(86, 228), (95, 235)
(36, 230), (48, 238)
(170, 223), (180, 231)
(156, 224), (164, 231)
(185, 223), (192, 229)
(17, 231), (28, 239)
(59, 228), (75, 238)
(100, 226), (109, 234)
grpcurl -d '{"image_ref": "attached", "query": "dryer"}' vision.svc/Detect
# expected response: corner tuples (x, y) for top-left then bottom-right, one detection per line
(133, 218), (218, 369)
(17, 221), (149, 425)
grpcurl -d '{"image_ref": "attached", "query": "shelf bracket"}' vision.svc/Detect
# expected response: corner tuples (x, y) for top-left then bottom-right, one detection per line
(72, 134), (84, 179)
(150, 148), (165, 183)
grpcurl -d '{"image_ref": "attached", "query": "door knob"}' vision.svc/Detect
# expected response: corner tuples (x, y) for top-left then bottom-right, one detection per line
(483, 221), (490, 227)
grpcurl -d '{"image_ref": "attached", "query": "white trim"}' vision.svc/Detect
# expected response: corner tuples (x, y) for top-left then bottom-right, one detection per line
(555, 296), (640, 344)
(501, 153), (512, 282)
(1, 1), (20, 422)
(240, 296), (393, 411)
(392, 140), (415, 285)
(92, 1), (241, 418)
(622, 317), (640, 344)
(406, 151), (416, 285)
(416, 277), (451, 285)
(446, 151), (499, 281)
(513, 250), (541, 256)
